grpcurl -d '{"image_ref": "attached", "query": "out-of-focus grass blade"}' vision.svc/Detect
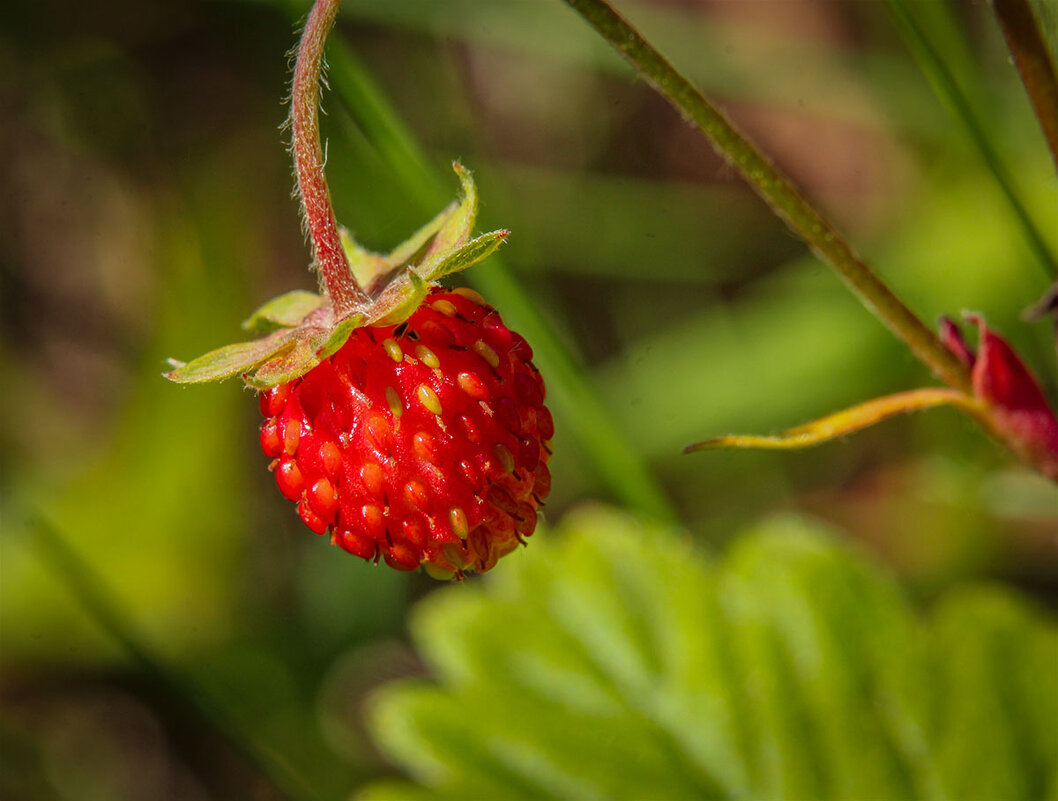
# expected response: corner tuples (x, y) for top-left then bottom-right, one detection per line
(991, 0), (1058, 170)
(885, 0), (1057, 280)
(23, 514), (319, 801)
(277, 0), (676, 522)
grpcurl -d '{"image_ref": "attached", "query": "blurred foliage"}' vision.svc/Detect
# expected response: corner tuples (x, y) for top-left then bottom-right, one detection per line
(1, 0), (1056, 799)
(362, 505), (1058, 801)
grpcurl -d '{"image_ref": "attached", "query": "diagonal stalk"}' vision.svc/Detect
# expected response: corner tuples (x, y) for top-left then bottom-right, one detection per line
(991, 0), (1058, 172)
(562, 0), (972, 395)
(292, 0), (365, 316)
(885, 0), (1057, 280)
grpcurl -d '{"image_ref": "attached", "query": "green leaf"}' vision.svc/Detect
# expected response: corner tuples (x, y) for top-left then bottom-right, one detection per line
(363, 507), (1057, 801)
(241, 290), (324, 333)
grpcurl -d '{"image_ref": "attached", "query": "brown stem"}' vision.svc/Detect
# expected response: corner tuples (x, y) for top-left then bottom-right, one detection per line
(563, 0), (973, 394)
(291, 0), (364, 316)
(992, 0), (1058, 172)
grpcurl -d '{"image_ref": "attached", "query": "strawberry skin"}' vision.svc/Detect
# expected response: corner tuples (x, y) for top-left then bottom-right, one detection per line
(258, 287), (553, 578)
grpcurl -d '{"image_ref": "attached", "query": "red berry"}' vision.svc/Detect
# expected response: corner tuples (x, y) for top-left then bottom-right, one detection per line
(258, 288), (551, 576)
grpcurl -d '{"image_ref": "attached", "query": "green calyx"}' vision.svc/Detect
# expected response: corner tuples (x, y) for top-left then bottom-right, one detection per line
(166, 163), (508, 389)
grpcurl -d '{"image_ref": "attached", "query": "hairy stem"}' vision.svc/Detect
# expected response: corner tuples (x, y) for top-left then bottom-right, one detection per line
(292, 0), (364, 316)
(299, 11), (678, 522)
(991, 0), (1058, 171)
(563, 0), (972, 394)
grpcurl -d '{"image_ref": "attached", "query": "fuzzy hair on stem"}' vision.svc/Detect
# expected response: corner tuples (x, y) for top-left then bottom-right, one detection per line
(290, 0), (365, 317)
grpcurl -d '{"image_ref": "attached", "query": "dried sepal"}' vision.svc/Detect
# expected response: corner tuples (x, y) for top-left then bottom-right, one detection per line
(684, 388), (981, 453)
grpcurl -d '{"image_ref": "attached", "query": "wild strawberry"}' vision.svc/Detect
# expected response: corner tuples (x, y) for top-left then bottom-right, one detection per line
(166, 0), (551, 577)
(257, 287), (551, 578)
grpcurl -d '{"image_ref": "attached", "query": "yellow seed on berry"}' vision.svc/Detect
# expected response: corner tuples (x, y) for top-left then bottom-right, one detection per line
(415, 344), (440, 369)
(431, 298), (458, 317)
(473, 339), (500, 368)
(383, 338), (403, 362)
(417, 384), (442, 415)
(453, 287), (486, 305)
(385, 386), (403, 418)
(449, 507), (469, 539)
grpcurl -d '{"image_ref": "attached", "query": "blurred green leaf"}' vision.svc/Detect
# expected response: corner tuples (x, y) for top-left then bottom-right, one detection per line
(361, 506), (1057, 800)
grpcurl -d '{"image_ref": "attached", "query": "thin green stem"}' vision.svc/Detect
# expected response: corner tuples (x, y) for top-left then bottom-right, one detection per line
(562, 0), (972, 395)
(991, 0), (1058, 171)
(292, 0), (364, 316)
(287, 0), (676, 523)
(885, 0), (1057, 280)
(26, 514), (320, 801)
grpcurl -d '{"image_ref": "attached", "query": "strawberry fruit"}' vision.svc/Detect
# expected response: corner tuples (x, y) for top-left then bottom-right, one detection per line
(166, 0), (551, 577)
(258, 287), (552, 578)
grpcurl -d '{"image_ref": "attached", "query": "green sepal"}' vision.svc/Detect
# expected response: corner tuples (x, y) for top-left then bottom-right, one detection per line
(341, 203), (457, 292)
(314, 314), (363, 359)
(167, 163), (507, 389)
(419, 162), (478, 265)
(241, 290), (325, 333)
(387, 202), (457, 272)
(423, 229), (510, 281)
(340, 228), (391, 292)
(166, 330), (294, 384)
(369, 271), (429, 327)
(244, 338), (320, 389)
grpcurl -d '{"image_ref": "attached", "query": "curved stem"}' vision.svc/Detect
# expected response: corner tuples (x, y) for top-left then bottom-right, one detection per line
(562, 0), (973, 395)
(292, 0), (364, 316)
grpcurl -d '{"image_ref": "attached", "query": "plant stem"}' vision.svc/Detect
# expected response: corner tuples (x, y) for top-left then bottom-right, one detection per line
(562, 0), (972, 395)
(293, 2), (677, 523)
(885, 0), (1057, 280)
(292, 0), (364, 316)
(991, 0), (1058, 171)
(26, 514), (319, 801)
